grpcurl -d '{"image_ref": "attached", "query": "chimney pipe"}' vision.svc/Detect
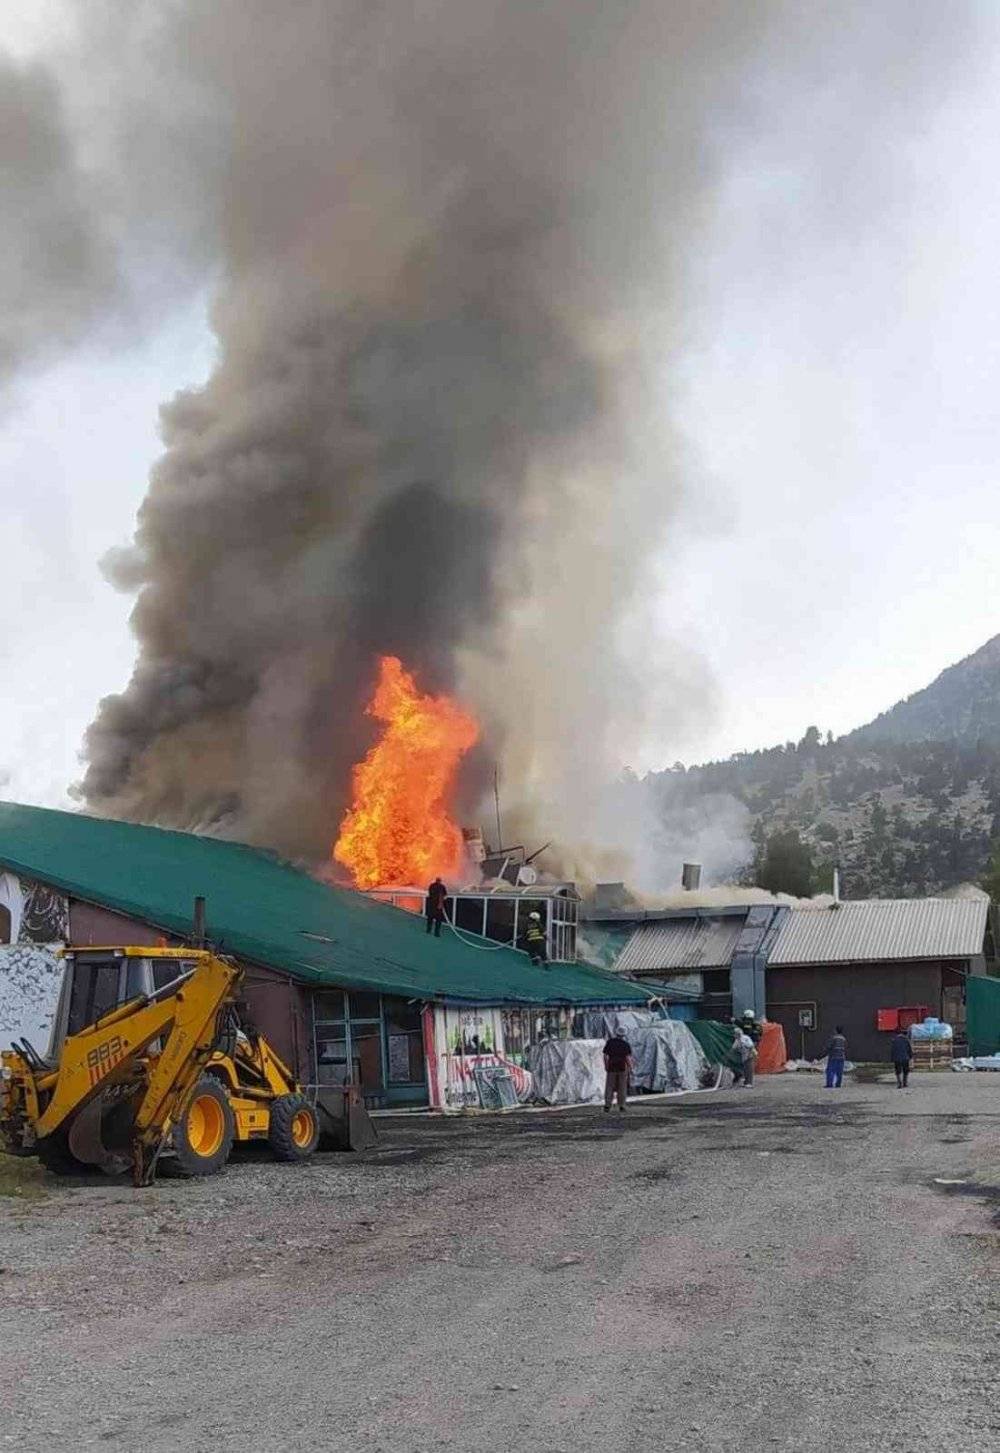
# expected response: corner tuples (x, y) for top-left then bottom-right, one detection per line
(681, 862), (702, 891)
(193, 896), (206, 947)
(832, 866), (841, 908)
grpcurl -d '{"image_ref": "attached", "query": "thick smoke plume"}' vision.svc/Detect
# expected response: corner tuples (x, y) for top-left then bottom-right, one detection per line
(0, 54), (118, 381)
(53, 0), (980, 867)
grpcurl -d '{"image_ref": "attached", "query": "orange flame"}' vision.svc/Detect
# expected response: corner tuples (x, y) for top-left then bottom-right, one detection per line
(333, 655), (479, 889)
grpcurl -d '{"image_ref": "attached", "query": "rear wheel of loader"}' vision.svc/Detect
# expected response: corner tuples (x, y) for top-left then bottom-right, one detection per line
(36, 1130), (87, 1176)
(169, 1077), (235, 1177)
(267, 1093), (320, 1162)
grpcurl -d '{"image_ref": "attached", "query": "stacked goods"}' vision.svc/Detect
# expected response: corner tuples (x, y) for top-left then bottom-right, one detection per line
(910, 1017), (953, 1069)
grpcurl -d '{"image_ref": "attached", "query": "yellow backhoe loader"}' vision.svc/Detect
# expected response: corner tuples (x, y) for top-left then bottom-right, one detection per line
(0, 943), (372, 1186)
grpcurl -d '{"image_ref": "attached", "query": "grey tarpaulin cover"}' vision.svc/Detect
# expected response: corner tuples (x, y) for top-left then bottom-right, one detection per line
(528, 1039), (609, 1105)
(528, 1022), (710, 1105)
(629, 1021), (710, 1092)
(580, 1008), (661, 1038)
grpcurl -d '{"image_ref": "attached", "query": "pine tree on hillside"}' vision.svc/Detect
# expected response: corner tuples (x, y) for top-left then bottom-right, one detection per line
(756, 829), (814, 897)
(981, 841), (1000, 904)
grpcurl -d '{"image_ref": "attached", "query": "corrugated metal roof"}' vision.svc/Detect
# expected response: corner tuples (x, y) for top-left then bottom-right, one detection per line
(767, 898), (988, 965)
(0, 802), (648, 1008)
(615, 915), (745, 974)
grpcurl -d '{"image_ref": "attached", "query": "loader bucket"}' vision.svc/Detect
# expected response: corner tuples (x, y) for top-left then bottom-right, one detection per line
(314, 1084), (378, 1152)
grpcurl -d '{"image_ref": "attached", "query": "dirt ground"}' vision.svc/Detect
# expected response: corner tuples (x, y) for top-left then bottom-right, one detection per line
(2, 1072), (1000, 1452)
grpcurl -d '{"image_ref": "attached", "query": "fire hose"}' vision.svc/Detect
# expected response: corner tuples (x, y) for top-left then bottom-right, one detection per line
(442, 904), (508, 952)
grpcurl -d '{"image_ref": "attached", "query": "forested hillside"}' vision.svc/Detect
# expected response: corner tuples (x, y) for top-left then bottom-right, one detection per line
(646, 635), (1000, 897)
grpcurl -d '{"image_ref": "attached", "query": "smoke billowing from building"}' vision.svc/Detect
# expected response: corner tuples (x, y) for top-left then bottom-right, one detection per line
(6, 2), (979, 867)
(0, 54), (119, 381)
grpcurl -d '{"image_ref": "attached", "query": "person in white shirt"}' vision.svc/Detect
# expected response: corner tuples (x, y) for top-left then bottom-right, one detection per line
(735, 1028), (758, 1088)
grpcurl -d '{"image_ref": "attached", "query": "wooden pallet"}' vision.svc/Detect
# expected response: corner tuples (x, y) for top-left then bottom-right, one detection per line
(910, 1040), (953, 1069)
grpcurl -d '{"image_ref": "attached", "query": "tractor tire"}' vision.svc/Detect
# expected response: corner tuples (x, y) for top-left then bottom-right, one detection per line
(267, 1093), (320, 1163)
(169, 1077), (235, 1177)
(35, 1130), (87, 1176)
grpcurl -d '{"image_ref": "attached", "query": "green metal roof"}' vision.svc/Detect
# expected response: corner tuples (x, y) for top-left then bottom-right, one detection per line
(0, 802), (648, 1008)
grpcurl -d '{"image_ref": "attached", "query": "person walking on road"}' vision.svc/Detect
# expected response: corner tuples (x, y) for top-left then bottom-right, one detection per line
(890, 1028), (913, 1088)
(824, 1026), (848, 1088)
(603, 1030), (633, 1114)
(425, 876), (447, 937)
(735, 1028), (758, 1088)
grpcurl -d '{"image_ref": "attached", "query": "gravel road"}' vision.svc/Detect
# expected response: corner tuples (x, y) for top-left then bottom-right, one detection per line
(2, 1073), (1000, 1451)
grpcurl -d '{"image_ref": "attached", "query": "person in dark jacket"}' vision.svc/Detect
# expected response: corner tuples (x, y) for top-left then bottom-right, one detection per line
(522, 911), (548, 967)
(825, 1026), (847, 1088)
(890, 1029), (913, 1088)
(425, 877), (447, 937)
(603, 1032), (633, 1113)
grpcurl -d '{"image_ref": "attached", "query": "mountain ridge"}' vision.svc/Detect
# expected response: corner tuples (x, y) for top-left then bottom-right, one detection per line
(849, 633), (1000, 747)
(643, 630), (1000, 897)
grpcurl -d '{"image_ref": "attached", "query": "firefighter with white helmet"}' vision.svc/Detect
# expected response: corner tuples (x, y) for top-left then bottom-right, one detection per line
(740, 1009), (763, 1046)
(522, 910), (548, 968)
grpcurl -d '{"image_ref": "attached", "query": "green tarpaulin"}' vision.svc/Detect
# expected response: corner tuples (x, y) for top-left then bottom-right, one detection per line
(688, 1019), (740, 1069)
(966, 975), (1000, 1055)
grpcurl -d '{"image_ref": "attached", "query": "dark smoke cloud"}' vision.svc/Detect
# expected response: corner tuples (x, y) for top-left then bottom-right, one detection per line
(67, 0), (984, 865)
(0, 55), (119, 380)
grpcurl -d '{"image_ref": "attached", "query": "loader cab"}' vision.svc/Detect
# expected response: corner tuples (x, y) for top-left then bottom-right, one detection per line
(49, 949), (200, 1057)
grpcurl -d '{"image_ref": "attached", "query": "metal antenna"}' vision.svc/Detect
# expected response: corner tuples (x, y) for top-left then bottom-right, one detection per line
(493, 763), (503, 853)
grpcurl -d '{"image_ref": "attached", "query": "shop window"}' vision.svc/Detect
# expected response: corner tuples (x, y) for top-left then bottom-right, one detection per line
(348, 990), (381, 1020)
(385, 998), (425, 1083)
(0, 905), (9, 945)
(501, 1008), (530, 1065)
(455, 897), (486, 934)
(316, 1036), (351, 1085)
(385, 1000), (422, 1034)
(535, 1008), (563, 1041)
(314, 990), (346, 1020)
(387, 1032), (425, 1082)
(351, 1021), (383, 1093)
(485, 898), (516, 945)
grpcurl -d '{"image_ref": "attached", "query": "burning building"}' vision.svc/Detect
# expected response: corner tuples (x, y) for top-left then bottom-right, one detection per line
(369, 881), (580, 965)
(0, 802), (646, 1110)
(330, 655), (580, 961)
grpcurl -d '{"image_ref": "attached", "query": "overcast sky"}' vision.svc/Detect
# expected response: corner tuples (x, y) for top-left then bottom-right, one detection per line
(656, 22), (1000, 766)
(2, 4), (1000, 805)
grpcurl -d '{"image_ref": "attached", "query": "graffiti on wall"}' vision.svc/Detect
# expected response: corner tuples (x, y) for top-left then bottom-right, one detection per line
(0, 873), (69, 1051)
(0, 873), (69, 945)
(0, 944), (63, 1051)
(428, 1005), (533, 1110)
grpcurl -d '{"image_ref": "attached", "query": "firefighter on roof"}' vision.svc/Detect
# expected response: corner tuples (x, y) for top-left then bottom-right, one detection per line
(522, 911), (548, 968)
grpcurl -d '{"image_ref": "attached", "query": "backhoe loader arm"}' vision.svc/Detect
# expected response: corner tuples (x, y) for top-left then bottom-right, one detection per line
(130, 955), (242, 1184)
(32, 952), (241, 1185)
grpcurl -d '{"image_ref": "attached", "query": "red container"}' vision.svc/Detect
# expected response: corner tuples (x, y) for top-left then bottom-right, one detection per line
(876, 1008), (899, 1031)
(898, 1004), (932, 1032)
